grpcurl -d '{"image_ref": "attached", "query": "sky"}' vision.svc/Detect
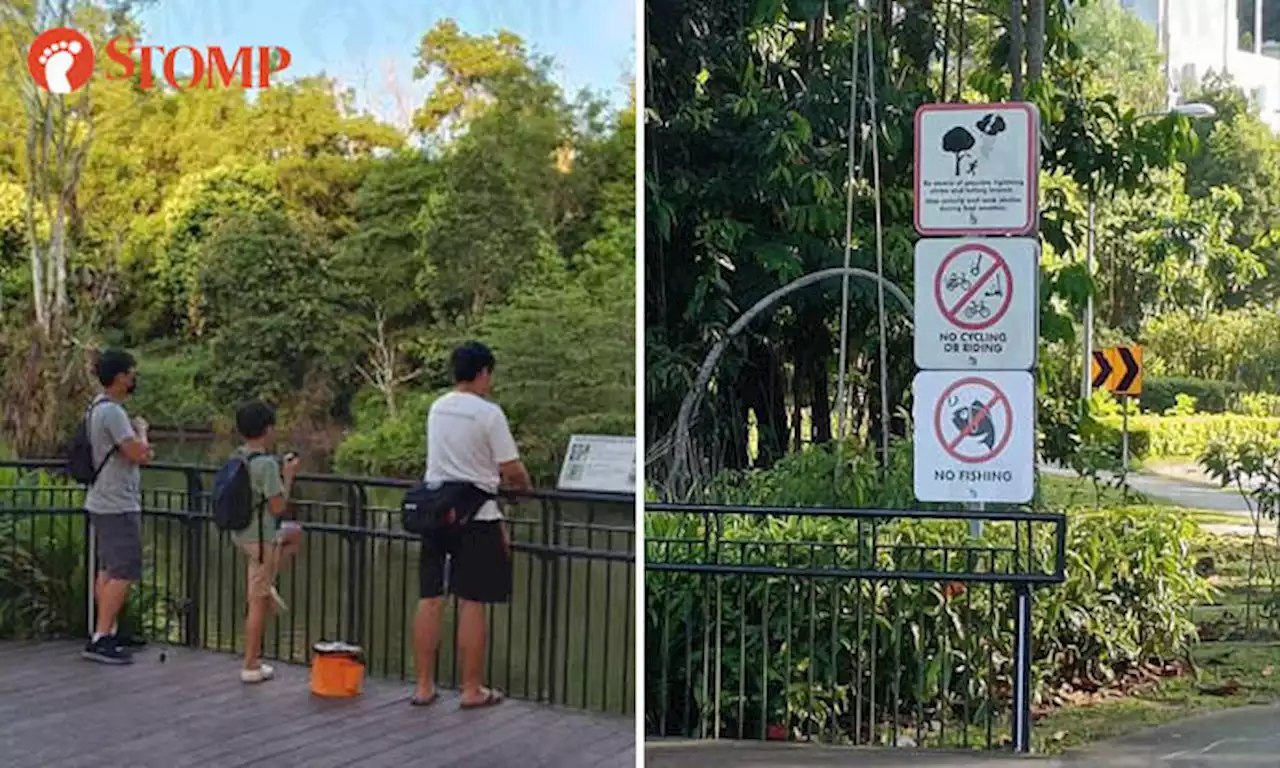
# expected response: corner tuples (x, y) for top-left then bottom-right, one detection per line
(137, 0), (636, 128)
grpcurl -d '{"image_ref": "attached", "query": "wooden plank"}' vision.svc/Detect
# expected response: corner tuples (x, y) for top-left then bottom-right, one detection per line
(344, 702), (545, 767)
(0, 641), (633, 767)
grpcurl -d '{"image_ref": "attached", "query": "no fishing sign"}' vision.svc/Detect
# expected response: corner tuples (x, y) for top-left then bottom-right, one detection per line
(913, 238), (1039, 370)
(913, 370), (1035, 503)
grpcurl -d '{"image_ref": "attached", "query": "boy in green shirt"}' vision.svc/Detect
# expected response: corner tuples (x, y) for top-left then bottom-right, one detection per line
(232, 400), (302, 683)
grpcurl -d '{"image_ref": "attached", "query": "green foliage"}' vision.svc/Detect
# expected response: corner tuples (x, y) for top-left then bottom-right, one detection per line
(1143, 308), (1280, 391)
(199, 209), (361, 411)
(644, 0), (1200, 478)
(1095, 414), (1280, 460)
(336, 151), (437, 326)
(126, 343), (220, 428)
(1139, 376), (1244, 415)
(1235, 392), (1280, 418)
(414, 143), (560, 321)
(138, 163), (284, 338)
(1199, 435), (1280, 631)
(648, 449), (1209, 738)
(333, 389), (442, 478)
(483, 269), (636, 481)
(0, 10), (633, 477)
(1071, 0), (1166, 114)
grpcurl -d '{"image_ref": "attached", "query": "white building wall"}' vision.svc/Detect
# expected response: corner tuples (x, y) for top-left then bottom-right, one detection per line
(1119, 0), (1280, 131)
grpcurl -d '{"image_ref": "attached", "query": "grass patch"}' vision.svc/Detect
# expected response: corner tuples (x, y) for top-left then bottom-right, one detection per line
(1032, 641), (1280, 753)
(1036, 472), (1150, 510)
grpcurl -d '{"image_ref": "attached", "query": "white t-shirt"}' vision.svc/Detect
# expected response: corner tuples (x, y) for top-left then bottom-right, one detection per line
(424, 391), (520, 521)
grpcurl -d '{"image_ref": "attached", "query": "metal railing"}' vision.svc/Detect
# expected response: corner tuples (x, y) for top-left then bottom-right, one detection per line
(645, 503), (1066, 752)
(0, 459), (636, 716)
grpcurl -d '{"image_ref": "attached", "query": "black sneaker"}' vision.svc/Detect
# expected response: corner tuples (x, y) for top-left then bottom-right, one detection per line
(115, 633), (148, 650)
(81, 635), (134, 665)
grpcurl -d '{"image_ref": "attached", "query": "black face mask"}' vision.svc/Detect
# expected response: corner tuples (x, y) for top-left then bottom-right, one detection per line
(127, 376), (137, 395)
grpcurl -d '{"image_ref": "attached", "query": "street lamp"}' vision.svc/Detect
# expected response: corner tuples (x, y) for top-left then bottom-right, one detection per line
(1079, 102), (1218, 408)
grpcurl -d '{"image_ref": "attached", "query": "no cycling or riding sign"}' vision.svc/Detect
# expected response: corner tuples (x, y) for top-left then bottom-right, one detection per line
(913, 238), (1039, 371)
(913, 370), (1035, 504)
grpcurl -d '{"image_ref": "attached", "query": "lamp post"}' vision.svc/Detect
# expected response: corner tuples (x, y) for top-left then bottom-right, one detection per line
(1080, 102), (1217, 407)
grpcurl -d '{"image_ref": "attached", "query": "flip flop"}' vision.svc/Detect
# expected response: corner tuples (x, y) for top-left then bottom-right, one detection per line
(409, 691), (439, 707)
(459, 689), (504, 710)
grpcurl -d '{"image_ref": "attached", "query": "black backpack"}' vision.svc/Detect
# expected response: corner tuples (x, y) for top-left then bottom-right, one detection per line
(401, 482), (494, 535)
(67, 399), (118, 486)
(211, 452), (264, 532)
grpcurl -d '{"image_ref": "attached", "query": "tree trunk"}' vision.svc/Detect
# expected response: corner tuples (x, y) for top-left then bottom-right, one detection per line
(1026, 0), (1045, 86)
(25, 100), (46, 333)
(1009, 0), (1025, 100)
(810, 353), (832, 445)
(739, 340), (787, 468)
(791, 350), (804, 451)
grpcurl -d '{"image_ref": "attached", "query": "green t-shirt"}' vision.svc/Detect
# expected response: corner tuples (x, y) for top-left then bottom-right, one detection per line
(229, 448), (285, 546)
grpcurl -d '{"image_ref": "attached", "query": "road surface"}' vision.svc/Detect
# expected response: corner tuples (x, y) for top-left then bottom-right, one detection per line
(648, 704), (1280, 766)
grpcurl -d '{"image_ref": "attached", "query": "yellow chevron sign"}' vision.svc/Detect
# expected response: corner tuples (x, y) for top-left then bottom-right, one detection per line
(1091, 346), (1142, 396)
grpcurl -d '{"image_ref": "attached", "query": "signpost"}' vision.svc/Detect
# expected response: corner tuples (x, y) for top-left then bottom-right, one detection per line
(556, 434), (636, 494)
(912, 102), (1041, 507)
(1090, 345), (1143, 469)
(1090, 345), (1143, 396)
(912, 371), (1036, 503)
(913, 238), (1039, 370)
(913, 103), (1041, 236)
(911, 100), (1042, 756)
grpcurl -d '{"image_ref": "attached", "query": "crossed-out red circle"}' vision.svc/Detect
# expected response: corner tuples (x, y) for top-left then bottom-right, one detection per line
(27, 27), (95, 94)
(933, 376), (1013, 464)
(933, 243), (1013, 331)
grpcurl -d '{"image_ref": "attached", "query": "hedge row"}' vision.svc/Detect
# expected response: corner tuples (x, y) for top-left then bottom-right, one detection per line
(1093, 413), (1280, 460)
(1138, 376), (1246, 414)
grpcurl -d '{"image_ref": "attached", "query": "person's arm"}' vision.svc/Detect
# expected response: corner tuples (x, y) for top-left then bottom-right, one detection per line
(263, 454), (299, 517)
(489, 409), (531, 491)
(105, 407), (149, 465)
(499, 459), (532, 491)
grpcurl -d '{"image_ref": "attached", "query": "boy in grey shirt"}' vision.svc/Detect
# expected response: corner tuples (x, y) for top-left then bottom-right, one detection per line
(82, 349), (153, 665)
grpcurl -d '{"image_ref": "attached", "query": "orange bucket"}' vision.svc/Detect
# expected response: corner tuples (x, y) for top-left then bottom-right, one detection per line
(310, 641), (365, 698)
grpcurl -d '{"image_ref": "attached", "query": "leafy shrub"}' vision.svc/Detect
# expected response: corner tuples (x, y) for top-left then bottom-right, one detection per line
(1143, 308), (1280, 392)
(1235, 392), (1280, 418)
(647, 445), (1209, 741)
(332, 389), (442, 479)
(1081, 416), (1150, 465)
(0, 515), (89, 639)
(1095, 414), (1280, 459)
(127, 345), (221, 428)
(0, 467), (179, 641)
(1199, 435), (1280, 633)
(200, 209), (362, 415)
(1139, 376), (1242, 414)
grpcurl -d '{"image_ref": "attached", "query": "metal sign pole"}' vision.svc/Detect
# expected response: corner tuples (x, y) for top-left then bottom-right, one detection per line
(968, 501), (984, 538)
(1122, 394), (1130, 470)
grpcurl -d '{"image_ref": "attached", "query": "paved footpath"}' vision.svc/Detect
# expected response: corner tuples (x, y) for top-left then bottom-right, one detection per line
(648, 705), (1280, 767)
(1040, 464), (1257, 534)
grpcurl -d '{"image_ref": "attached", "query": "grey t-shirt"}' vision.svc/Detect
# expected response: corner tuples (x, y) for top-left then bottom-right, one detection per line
(83, 395), (141, 515)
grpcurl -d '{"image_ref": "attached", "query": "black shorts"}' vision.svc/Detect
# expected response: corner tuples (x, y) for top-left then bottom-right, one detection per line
(418, 521), (512, 604)
(91, 512), (143, 582)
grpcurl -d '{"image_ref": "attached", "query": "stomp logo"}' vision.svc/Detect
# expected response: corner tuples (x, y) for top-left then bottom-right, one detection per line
(27, 26), (292, 94)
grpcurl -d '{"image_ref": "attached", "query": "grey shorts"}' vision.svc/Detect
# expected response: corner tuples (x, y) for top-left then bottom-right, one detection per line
(91, 512), (142, 581)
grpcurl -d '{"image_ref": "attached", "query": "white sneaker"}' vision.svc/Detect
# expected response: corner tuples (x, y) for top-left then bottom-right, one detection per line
(241, 663), (275, 684)
(270, 587), (288, 612)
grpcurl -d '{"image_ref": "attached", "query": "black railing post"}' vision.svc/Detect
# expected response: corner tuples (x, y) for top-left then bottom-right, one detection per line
(1011, 582), (1033, 753)
(84, 508), (95, 639)
(539, 497), (561, 705)
(184, 468), (203, 649)
(346, 482), (368, 647)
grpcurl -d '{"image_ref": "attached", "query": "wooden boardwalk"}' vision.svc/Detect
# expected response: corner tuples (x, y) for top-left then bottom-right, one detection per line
(0, 642), (635, 767)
